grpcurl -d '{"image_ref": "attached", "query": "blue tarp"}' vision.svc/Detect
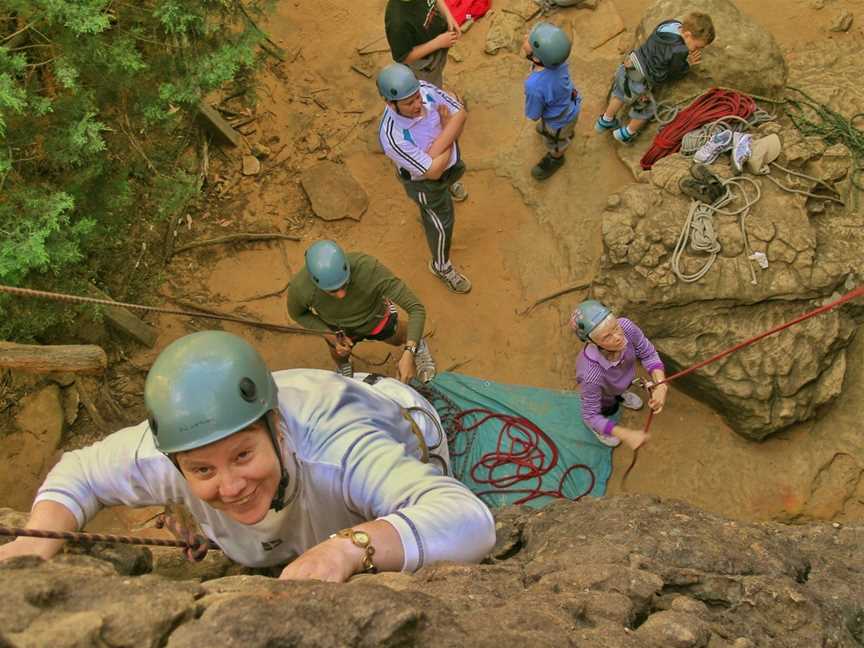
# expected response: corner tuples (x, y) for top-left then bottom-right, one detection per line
(422, 372), (614, 509)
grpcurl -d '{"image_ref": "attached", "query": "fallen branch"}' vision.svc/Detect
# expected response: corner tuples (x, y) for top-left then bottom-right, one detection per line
(0, 342), (107, 375)
(519, 281), (591, 316)
(173, 232), (299, 254)
(239, 282), (291, 302)
(74, 378), (109, 431)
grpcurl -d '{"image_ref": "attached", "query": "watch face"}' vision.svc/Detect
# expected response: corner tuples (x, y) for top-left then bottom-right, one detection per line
(354, 531), (370, 545)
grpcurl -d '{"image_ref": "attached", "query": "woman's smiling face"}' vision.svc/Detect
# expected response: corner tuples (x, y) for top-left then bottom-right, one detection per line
(176, 421), (281, 525)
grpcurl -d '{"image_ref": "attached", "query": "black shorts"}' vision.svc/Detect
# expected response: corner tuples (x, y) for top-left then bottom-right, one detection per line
(362, 309), (398, 341)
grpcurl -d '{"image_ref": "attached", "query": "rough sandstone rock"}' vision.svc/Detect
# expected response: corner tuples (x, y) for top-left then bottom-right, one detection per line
(2, 497), (863, 646)
(636, 0), (787, 97)
(300, 160), (369, 222)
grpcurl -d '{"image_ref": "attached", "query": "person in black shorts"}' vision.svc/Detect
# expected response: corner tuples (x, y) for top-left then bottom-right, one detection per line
(385, 0), (460, 88)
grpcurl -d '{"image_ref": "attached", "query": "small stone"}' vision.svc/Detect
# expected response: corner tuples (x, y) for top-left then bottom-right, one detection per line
(448, 45), (464, 63)
(251, 143), (271, 159)
(829, 11), (853, 32)
(832, 522), (841, 528)
(607, 194), (622, 208)
(810, 0), (824, 9)
(241, 155), (261, 176)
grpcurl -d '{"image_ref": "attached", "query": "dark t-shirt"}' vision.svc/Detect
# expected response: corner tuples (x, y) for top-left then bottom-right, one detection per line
(385, 0), (448, 62)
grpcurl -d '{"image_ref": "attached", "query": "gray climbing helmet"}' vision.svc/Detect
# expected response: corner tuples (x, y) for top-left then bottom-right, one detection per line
(145, 331), (289, 510)
(377, 63), (421, 101)
(528, 23), (571, 68)
(305, 240), (350, 291)
(569, 300), (612, 342)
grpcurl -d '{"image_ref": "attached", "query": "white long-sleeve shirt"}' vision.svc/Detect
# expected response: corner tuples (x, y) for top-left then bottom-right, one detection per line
(34, 369), (495, 571)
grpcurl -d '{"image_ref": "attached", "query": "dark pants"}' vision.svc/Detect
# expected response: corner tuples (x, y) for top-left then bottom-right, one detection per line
(399, 161), (465, 272)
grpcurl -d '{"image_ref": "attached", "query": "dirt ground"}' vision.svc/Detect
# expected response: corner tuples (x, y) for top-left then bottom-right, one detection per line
(4, 0), (864, 534)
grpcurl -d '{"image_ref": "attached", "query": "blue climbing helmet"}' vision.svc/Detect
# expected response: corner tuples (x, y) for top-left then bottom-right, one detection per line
(570, 300), (612, 341)
(145, 330), (289, 510)
(305, 240), (350, 291)
(377, 63), (421, 101)
(528, 22), (572, 68)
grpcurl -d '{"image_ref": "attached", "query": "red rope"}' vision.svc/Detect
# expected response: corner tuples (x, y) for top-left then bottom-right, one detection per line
(454, 408), (595, 506)
(640, 88), (756, 170)
(623, 285), (864, 486)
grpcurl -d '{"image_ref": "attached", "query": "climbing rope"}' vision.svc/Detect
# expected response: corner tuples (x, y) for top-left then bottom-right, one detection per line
(672, 176), (763, 285)
(622, 284), (864, 487)
(0, 526), (219, 552)
(0, 284), (330, 338)
(411, 382), (596, 507)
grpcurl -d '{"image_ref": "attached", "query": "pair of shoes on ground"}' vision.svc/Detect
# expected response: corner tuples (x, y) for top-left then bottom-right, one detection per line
(428, 260), (471, 294)
(595, 116), (638, 144)
(532, 153), (565, 180)
(449, 181), (468, 202)
(693, 129), (752, 169)
(335, 338), (436, 383)
(590, 390), (644, 448)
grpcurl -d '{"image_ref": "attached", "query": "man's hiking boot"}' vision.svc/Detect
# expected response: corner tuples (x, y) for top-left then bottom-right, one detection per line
(731, 132), (753, 174)
(679, 178), (718, 203)
(531, 153), (565, 180)
(449, 181), (468, 202)
(620, 391), (644, 410)
(415, 338), (437, 383)
(428, 261), (472, 294)
(594, 115), (620, 133)
(336, 362), (354, 378)
(694, 129), (733, 164)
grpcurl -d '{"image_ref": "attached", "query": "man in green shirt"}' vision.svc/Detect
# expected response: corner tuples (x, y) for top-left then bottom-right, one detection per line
(385, 0), (460, 89)
(287, 240), (435, 382)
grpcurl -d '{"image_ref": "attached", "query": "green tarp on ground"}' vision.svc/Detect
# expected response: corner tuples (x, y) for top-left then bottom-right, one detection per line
(416, 372), (615, 509)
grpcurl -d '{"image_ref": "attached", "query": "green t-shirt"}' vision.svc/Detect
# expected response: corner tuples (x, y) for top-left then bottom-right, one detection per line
(385, 0), (448, 63)
(287, 252), (427, 342)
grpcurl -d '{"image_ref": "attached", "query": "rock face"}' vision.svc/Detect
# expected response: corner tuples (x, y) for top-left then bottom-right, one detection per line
(636, 0), (787, 97)
(593, 39), (864, 439)
(1, 496), (863, 647)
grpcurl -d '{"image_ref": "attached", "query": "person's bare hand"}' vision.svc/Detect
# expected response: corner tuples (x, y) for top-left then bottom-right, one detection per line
(437, 104), (452, 127)
(616, 427), (650, 451)
(687, 49), (703, 66)
(446, 16), (461, 36)
(279, 537), (359, 583)
(325, 333), (354, 358)
(434, 30), (459, 50)
(648, 384), (668, 414)
(397, 350), (417, 383)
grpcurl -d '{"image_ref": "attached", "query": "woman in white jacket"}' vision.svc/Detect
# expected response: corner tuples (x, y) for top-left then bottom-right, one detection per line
(0, 331), (496, 581)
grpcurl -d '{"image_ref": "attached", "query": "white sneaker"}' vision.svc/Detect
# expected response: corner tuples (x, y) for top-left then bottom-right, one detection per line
(731, 132), (753, 174)
(591, 428), (622, 447)
(428, 261), (472, 294)
(694, 129), (733, 164)
(336, 362), (354, 378)
(620, 391), (644, 410)
(414, 338), (436, 383)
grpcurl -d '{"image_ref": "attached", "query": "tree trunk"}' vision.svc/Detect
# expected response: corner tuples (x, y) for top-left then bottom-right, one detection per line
(0, 342), (108, 375)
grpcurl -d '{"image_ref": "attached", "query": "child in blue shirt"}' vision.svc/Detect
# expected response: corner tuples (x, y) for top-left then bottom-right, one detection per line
(522, 23), (581, 180)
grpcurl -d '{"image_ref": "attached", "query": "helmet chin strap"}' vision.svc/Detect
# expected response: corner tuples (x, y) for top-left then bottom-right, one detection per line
(263, 411), (289, 512)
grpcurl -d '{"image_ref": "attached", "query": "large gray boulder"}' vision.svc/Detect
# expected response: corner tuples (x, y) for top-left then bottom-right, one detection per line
(635, 0), (787, 97)
(2, 497), (863, 647)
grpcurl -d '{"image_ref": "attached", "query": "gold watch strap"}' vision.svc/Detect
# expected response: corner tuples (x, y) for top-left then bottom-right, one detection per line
(330, 528), (377, 573)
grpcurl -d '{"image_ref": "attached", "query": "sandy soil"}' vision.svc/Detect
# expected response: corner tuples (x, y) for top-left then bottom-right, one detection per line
(4, 0), (863, 534)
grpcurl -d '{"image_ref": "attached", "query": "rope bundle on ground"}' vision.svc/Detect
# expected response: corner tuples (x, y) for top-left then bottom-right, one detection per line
(641, 88), (757, 169)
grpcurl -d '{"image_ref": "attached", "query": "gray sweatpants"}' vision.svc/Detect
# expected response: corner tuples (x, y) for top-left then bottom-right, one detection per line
(399, 160), (465, 272)
(407, 49), (448, 89)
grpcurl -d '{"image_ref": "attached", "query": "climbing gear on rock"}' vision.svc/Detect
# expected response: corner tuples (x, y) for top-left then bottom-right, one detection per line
(746, 133), (781, 174)
(428, 260), (472, 294)
(306, 240), (350, 291)
(731, 132), (753, 173)
(532, 153), (565, 180)
(0, 525), (220, 553)
(569, 300), (612, 342)
(678, 164), (725, 203)
(145, 331), (290, 511)
(527, 22), (571, 68)
(693, 129), (733, 164)
(377, 63), (420, 101)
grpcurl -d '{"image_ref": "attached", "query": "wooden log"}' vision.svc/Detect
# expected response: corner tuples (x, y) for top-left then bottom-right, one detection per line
(88, 286), (158, 348)
(0, 342), (107, 375)
(197, 101), (242, 148)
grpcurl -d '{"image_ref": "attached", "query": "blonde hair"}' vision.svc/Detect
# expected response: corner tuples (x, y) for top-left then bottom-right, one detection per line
(682, 12), (715, 44)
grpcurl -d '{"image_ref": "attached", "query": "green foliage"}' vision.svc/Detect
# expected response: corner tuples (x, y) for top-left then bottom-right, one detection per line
(0, 0), (273, 341)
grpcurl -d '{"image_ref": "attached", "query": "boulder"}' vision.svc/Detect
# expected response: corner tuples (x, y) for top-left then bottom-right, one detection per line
(300, 160), (368, 222)
(2, 497), (864, 646)
(636, 0), (787, 98)
(593, 120), (863, 439)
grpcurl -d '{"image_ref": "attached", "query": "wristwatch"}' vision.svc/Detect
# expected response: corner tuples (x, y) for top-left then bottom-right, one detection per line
(403, 344), (418, 355)
(329, 528), (377, 573)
